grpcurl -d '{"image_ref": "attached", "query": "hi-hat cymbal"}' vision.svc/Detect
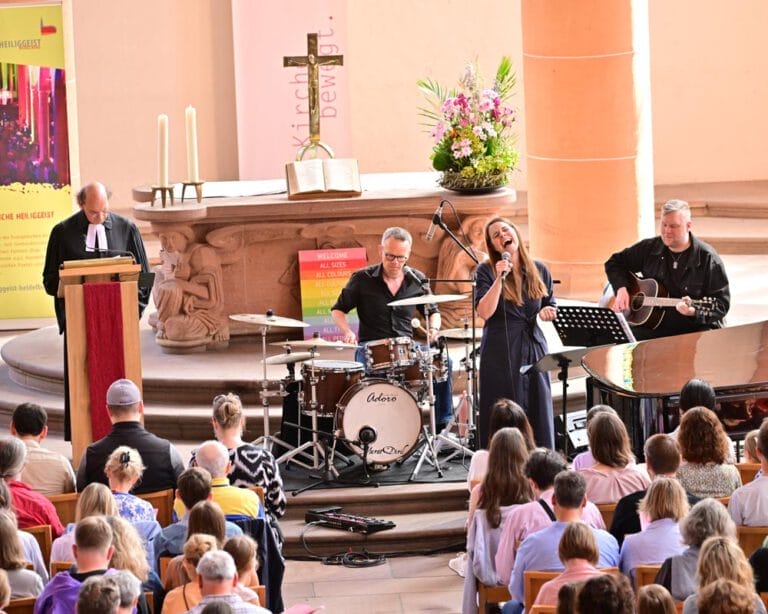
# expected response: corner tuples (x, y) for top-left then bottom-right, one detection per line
(262, 352), (317, 365)
(387, 293), (468, 307)
(230, 313), (309, 328)
(270, 337), (357, 349)
(440, 327), (483, 340)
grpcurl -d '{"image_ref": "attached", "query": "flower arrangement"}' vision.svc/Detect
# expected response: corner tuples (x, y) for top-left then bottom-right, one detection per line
(418, 57), (519, 192)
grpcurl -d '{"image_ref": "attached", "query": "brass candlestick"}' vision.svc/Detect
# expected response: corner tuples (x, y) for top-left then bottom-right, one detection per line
(150, 185), (174, 208)
(181, 180), (205, 204)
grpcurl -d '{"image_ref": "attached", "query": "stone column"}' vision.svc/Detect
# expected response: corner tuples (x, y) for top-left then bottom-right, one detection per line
(521, 0), (655, 299)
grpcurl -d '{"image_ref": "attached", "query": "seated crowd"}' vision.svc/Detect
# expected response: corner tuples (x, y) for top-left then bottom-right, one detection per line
(0, 379), (315, 614)
(460, 377), (768, 614)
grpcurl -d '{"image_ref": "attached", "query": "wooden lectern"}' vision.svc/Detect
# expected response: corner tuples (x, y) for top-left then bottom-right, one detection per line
(58, 258), (143, 466)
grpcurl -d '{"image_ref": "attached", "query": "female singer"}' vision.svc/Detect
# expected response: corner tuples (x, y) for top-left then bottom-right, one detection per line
(475, 217), (557, 448)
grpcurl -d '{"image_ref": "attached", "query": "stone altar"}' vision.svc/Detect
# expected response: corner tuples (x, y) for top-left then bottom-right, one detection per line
(133, 172), (518, 350)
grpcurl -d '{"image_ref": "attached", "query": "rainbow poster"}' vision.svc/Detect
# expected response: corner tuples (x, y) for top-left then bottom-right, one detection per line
(298, 247), (367, 341)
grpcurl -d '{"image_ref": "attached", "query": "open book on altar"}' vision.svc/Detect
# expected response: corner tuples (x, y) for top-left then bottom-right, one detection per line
(285, 158), (362, 200)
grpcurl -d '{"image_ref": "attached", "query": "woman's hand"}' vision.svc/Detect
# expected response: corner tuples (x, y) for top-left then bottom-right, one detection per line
(539, 306), (557, 321)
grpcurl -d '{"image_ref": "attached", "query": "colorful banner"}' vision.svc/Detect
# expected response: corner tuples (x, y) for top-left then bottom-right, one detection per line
(0, 2), (72, 324)
(298, 247), (367, 341)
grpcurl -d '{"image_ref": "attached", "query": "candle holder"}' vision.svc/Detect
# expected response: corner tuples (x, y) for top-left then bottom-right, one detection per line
(181, 180), (205, 204)
(150, 185), (174, 208)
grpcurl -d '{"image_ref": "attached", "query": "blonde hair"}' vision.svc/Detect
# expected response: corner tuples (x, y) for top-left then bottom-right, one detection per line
(104, 446), (145, 483)
(212, 393), (244, 431)
(744, 429), (760, 464)
(0, 510), (26, 570)
(223, 534), (260, 574)
(183, 533), (218, 567)
(76, 483), (118, 522)
(639, 476), (689, 522)
(558, 521), (598, 565)
(637, 584), (676, 614)
(106, 516), (149, 582)
(0, 568), (10, 609)
(696, 536), (754, 588)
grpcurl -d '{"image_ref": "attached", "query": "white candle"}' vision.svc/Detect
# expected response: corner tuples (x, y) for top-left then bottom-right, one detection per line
(185, 105), (200, 182)
(157, 113), (169, 187)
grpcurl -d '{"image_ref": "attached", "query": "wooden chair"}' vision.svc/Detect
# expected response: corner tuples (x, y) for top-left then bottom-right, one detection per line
(137, 488), (175, 527)
(21, 524), (52, 568)
(247, 485), (266, 508)
(249, 585), (267, 608)
(46, 492), (79, 526)
(144, 591), (154, 614)
(761, 593), (768, 609)
(596, 503), (617, 528)
(529, 606), (556, 614)
(737, 462), (761, 485)
(714, 496), (730, 508)
(4, 597), (36, 614)
(159, 555), (174, 585)
(737, 525), (768, 556)
(524, 570), (560, 613)
(50, 560), (73, 576)
(635, 564), (662, 590)
(477, 582), (511, 612)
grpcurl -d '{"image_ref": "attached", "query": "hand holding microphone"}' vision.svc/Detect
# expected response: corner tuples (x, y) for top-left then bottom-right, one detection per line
(500, 252), (512, 280)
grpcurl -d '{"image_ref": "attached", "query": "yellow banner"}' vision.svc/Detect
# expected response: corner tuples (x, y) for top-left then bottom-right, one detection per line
(0, 3), (64, 69)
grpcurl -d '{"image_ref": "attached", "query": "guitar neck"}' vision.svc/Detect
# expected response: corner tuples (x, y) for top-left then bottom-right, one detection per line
(642, 297), (684, 308)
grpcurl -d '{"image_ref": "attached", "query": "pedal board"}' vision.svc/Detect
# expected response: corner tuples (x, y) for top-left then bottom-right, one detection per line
(305, 506), (396, 534)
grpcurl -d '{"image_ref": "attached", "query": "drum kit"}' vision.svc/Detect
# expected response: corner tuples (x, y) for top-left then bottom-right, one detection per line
(229, 293), (476, 484)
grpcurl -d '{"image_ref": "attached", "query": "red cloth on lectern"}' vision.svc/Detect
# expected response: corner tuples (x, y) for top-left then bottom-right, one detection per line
(83, 282), (126, 440)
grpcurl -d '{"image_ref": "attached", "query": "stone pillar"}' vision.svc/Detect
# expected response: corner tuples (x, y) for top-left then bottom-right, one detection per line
(521, 0), (655, 299)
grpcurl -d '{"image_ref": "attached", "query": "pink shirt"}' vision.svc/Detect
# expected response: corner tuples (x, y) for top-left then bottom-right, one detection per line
(494, 488), (606, 586)
(578, 465), (651, 505)
(533, 559), (604, 606)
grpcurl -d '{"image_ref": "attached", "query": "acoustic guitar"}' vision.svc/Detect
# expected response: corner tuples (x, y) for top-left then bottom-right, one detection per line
(600, 273), (715, 329)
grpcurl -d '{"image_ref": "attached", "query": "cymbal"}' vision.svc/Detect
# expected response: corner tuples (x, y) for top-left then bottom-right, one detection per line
(387, 294), (468, 307)
(440, 327), (483, 340)
(262, 352), (317, 365)
(229, 313), (308, 328)
(270, 337), (358, 349)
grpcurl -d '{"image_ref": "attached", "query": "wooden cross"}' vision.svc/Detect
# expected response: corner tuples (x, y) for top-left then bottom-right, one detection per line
(283, 32), (343, 159)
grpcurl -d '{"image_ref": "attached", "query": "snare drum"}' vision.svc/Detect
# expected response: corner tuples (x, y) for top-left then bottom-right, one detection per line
(402, 346), (449, 390)
(335, 379), (421, 464)
(365, 337), (415, 372)
(301, 360), (364, 416)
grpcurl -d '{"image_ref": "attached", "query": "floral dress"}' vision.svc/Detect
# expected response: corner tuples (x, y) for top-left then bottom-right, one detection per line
(113, 491), (156, 522)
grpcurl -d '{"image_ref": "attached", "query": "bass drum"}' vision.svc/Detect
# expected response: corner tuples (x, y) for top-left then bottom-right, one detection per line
(335, 379), (422, 465)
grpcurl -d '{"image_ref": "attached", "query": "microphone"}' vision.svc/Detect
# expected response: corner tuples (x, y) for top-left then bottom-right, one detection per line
(425, 201), (444, 241)
(95, 248), (136, 261)
(501, 252), (512, 280)
(404, 266), (425, 287)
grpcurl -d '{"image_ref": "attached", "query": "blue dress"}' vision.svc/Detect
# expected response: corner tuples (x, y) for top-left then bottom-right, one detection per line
(475, 260), (556, 449)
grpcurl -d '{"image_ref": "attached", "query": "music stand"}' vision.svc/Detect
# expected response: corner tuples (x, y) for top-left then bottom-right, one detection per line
(523, 306), (635, 457)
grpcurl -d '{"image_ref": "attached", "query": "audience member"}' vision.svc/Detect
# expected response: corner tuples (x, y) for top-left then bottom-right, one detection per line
(656, 498), (737, 601)
(610, 433), (699, 546)
(0, 569), (10, 612)
(76, 575), (120, 614)
(729, 419), (768, 525)
(161, 534), (218, 614)
(52, 483), (117, 563)
(697, 578), (757, 614)
(222, 535), (261, 593)
(619, 477), (688, 582)
(187, 550), (269, 613)
(153, 468), (242, 564)
(0, 436), (64, 537)
(0, 510), (43, 599)
(34, 516), (116, 614)
(495, 449), (605, 585)
(682, 536), (765, 614)
(76, 378), (184, 493)
(637, 584), (676, 614)
(190, 393), (285, 546)
(104, 446), (155, 522)
(571, 405), (619, 471)
(10, 402), (76, 495)
(105, 515), (162, 608)
(111, 569), (143, 614)
(503, 471), (620, 614)
(673, 378), (736, 463)
(743, 429), (761, 465)
(555, 581), (581, 614)
(176, 441), (260, 519)
(677, 407), (741, 498)
(0, 479), (48, 582)
(577, 412), (650, 504)
(533, 521), (604, 607)
(577, 574), (634, 614)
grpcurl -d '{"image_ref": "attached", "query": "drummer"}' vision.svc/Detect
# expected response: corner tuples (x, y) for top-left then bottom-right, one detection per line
(331, 226), (454, 432)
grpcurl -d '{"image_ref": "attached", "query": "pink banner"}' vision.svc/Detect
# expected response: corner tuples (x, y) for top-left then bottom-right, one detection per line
(231, 0), (352, 180)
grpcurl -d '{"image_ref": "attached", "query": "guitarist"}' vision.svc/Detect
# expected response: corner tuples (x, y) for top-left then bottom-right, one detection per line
(604, 199), (730, 340)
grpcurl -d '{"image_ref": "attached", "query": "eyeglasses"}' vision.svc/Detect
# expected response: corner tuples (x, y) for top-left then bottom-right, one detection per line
(383, 253), (408, 263)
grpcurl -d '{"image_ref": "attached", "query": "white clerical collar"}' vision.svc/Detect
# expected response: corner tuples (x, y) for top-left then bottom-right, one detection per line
(85, 223), (108, 252)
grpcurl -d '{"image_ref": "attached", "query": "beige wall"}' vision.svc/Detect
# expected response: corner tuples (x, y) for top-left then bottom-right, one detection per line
(68, 0), (767, 215)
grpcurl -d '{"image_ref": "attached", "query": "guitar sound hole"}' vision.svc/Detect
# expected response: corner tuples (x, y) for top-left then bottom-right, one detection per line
(631, 293), (646, 310)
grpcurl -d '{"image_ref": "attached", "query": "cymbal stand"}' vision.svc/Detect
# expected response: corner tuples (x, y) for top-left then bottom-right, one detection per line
(409, 346), (444, 480)
(440, 319), (476, 461)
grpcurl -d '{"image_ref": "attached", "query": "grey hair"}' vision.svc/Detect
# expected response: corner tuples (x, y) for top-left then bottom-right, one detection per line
(196, 549), (237, 581)
(661, 198), (691, 221)
(110, 569), (142, 608)
(681, 498), (736, 547)
(381, 226), (412, 245)
(194, 440), (230, 478)
(0, 437), (27, 479)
